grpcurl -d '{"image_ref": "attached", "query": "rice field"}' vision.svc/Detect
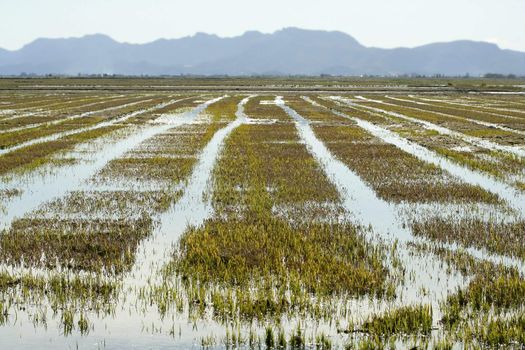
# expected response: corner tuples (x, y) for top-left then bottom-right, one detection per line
(0, 78), (524, 349)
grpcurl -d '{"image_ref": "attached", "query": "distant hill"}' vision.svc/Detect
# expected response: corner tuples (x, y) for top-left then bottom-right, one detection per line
(1, 28), (524, 76)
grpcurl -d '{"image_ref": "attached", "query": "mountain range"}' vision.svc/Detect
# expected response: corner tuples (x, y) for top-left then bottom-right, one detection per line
(1, 28), (524, 76)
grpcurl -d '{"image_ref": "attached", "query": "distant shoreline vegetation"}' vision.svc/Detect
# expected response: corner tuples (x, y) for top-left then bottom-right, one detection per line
(1, 73), (523, 79)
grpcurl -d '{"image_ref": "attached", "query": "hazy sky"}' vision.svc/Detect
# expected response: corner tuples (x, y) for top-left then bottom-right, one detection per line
(1, 0), (524, 51)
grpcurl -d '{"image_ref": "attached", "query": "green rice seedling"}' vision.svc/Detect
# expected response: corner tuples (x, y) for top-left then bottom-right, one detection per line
(315, 333), (332, 350)
(0, 271), (119, 310)
(144, 95), (201, 116)
(61, 308), (75, 336)
(173, 101), (390, 299)
(99, 107), (232, 185)
(0, 301), (8, 326)
(415, 242), (525, 348)
(278, 328), (287, 349)
(411, 217), (525, 260)
(248, 328), (258, 349)
(101, 156), (196, 184)
(265, 326), (275, 349)
(289, 323), (306, 350)
(77, 312), (90, 335)
(344, 98), (525, 186)
(36, 190), (182, 218)
(175, 217), (387, 297)
(201, 334), (216, 348)
(0, 94), (204, 175)
(0, 214), (153, 274)
(243, 95), (291, 120)
(0, 270), (119, 337)
(356, 304), (433, 336)
(433, 338), (454, 350)
(359, 337), (384, 350)
(0, 97), (163, 147)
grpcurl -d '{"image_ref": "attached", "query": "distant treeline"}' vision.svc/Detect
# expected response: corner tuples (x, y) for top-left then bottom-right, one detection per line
(483, 73), (521, 79)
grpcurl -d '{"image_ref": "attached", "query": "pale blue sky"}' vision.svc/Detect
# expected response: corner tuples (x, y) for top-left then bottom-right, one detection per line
(1, 0), (524, 51)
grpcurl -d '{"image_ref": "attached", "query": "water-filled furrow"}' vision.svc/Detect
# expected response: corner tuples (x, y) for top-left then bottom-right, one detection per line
(0, 97), (157, 134)
(407, 95), (525, 119)
(335, 96), (525, 157)
(0, 97), (189, 157)
(355, 95), (525, 137)
(0, 94), (130, 123)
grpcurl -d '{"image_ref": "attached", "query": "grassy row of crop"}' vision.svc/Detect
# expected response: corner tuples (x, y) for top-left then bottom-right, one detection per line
(0, 125), (123, 175)
(0, 96), (206, 175)
(0, 94), (150, 129)
(288, 96), (499, 204)
(0, 95), (171, 149)
(2, 94), (135, 120)
(411, 217), (525, 260)
(396, 95), (525, 121)
(318, 95), (525, 191)
(370, 95), (525, 131)
(356, 95), (525, 139)
(0, 92), (114, 111)
(0, 214), (153, 274)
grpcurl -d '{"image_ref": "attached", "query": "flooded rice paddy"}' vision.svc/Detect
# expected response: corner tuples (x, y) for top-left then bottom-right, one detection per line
(0, 81), (524, 349)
